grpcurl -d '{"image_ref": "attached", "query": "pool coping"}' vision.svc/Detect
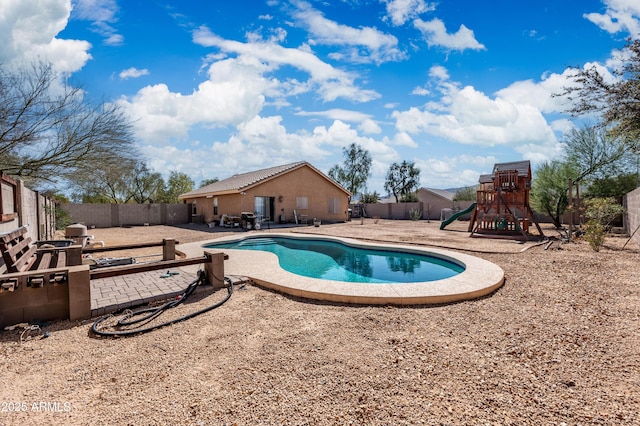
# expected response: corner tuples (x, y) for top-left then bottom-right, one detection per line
(179, 233), (505, 305)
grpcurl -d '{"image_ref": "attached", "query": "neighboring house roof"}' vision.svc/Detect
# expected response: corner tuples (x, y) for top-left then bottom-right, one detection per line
(419, 187), (455, 201)
(378, 196), (395, 204)
(178, 161), (350, 199)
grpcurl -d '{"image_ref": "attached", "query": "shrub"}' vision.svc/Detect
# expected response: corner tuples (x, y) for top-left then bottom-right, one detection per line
(583, 197), (624, 229)
(409, 207), (422, 221)
(581, 197), (624, 252)
(583, 220), (606, 252)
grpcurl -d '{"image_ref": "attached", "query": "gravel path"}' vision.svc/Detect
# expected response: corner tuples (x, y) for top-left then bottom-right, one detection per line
(0, 220), (638, 425)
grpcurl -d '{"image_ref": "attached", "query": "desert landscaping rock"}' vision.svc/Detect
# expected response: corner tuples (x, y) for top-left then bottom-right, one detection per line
(0, 220), (638, 425)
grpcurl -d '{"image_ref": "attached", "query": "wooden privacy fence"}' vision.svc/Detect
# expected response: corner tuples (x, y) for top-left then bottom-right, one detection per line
(0, 173), (55, 244)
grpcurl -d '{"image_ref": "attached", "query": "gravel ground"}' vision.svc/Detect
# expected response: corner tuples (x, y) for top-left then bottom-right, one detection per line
(0, 220), (638, 425)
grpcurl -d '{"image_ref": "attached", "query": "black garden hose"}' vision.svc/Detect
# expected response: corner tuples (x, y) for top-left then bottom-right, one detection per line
(91, 270), (234, 337)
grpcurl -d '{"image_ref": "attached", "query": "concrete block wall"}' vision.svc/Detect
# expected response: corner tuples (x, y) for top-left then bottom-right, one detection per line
(359, 202), (425, 220)
(61, 203), (190, 228)
(624, 187), (640, 247)
(62, 204), (115, 228)
(0, 265), (91, 328)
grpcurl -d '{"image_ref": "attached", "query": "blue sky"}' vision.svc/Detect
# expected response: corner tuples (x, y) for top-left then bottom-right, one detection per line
(2, 0), (639, 192)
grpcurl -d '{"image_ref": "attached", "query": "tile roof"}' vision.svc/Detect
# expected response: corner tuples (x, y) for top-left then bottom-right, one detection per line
(420, 187), (455, 201)
(179, 161), (347, 199)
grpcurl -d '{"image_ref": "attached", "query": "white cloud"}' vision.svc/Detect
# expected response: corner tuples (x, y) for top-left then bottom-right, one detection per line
(584, 0), (640, 35)
(119, 67), (149, 79)
(359, 119), (382, 135)
(193, 26), (380, 103)
(495, 74), (569, 115)
(72, 0), (123, 45)
(311, 120), (398, 162)
(429, 65), (450, 80)
(292, 0), (406, 64)
(0, 0), (91, 72)
(389, 131), (417, 147)
(411, 86), (430, 95)
(414, 18), (485, 51)
(295, 108), (372, 122)
(415, 156), (497, 189)
(142, 116), (401, 184)
(497, 61), (619, 116)
(392, 68), (561, 163)
(382, 0), (436, 26)
(118, 56), (272, 145)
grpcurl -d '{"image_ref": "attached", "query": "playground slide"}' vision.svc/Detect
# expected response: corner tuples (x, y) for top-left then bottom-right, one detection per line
(440, 202), (477, 230)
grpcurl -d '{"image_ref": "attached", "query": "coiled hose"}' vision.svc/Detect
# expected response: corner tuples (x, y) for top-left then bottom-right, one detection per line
(91, 270), (234, 337)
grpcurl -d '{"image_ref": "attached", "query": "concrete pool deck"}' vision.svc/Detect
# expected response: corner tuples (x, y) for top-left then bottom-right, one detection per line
(178, 233), (505, 305)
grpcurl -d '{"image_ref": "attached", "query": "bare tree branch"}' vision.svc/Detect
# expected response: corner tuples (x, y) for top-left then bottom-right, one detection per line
(0, 61), (139, 184)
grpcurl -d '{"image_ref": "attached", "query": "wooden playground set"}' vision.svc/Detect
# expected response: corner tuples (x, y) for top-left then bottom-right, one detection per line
(441, 161), (544, 241)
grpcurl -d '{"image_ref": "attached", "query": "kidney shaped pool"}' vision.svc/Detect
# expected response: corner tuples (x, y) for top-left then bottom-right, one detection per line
(206, 236), (464, 283)
(195, 233), (504, 305)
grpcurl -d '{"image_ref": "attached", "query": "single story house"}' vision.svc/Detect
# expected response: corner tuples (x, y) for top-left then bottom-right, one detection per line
(178, 162), (351, 225)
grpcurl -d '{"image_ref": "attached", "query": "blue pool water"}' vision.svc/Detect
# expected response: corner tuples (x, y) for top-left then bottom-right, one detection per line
(206, 236), (465, 284)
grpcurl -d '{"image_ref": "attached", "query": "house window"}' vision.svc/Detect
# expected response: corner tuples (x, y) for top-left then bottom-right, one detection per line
(213, 197), (218, 215)
(328, 197), (340, 214)
(192, 201), (197, 215)
(296, 196), (308, 210)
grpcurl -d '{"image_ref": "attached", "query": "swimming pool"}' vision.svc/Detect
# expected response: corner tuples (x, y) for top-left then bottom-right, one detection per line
(186, 233), (505, 305)
(206, 236), (464, 283)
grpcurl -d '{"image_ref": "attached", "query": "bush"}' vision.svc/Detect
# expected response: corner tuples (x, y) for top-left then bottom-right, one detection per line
(584, 197), (624, 229)
(581, 197), (624, 252)
(409, 207), (422, 221)
(583, 220), (606, 252)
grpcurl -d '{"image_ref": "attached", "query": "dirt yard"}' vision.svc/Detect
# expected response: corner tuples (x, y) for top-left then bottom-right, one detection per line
(0, 220), (638, 425)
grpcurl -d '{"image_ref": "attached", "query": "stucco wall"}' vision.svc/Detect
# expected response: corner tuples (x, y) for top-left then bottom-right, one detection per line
(624, 187), (640, 247)
(187, 166), (349, 223)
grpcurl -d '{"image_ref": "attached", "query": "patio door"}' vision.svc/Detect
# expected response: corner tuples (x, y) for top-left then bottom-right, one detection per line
(254, 196), (275, 221)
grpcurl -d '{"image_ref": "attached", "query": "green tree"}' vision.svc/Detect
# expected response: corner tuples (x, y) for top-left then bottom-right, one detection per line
(564, 126), (630, 182)
(159, 171), (194, 204)
(531, 161), (577, 228)
(328, 143), (372, 200)
(70, 157), (139, 203)
(587, 173), (640, 198)
(453, 185), (478, 201)
(199, 178), (219, 188)
(0, 62), (138, 186)
(400, 192), (418, 202)
(361, 191), (380, 203)
(130, 163), (165, 204)
(560, 38), (640, 154)
(70, 159), (164, 204)
(384, 161), (421, 203)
